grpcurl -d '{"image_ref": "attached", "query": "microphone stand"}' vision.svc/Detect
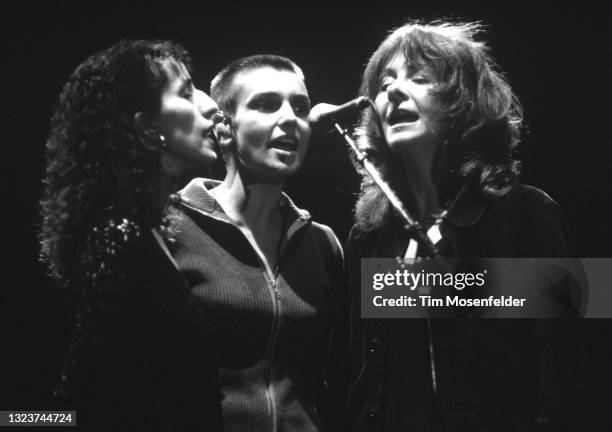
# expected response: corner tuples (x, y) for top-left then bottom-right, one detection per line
(330, 98), (439, 258)
(329, 98), (441, 396)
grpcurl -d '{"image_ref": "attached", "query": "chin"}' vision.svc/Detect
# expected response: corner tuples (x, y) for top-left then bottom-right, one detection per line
(243, 164), (290, 184)
(386, 129), (415, 144)
(273, 154), (303, 173)
(387, 130), (433, 149)
(268, 163), (300, 180)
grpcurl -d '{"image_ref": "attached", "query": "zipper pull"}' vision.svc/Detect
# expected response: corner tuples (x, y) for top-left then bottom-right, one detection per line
(270, 279), (280, 299)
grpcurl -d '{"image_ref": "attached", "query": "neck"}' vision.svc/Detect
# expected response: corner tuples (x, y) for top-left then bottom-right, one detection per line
(156, 172), (180, 215)
(213, 167), (285, 274)
(213, 167), (284, 230)
(400, 151), (441, 220)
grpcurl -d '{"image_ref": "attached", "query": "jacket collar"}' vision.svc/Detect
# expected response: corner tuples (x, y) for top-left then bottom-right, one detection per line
(442, 185), (487, 228)
(178, 178), (312, 228)
(179, 178), (223, 217)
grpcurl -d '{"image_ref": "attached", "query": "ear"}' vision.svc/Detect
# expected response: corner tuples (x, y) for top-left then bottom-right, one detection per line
(214, 122), (235, 155)
(133, 111), (159, 148)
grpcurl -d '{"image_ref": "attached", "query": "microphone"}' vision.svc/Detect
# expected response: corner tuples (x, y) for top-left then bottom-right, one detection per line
(308, 96), (370, 125)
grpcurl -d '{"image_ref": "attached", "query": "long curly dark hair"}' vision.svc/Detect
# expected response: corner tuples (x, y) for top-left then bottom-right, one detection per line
(39, 39), (191, 285)
(354, 20), (523, 232)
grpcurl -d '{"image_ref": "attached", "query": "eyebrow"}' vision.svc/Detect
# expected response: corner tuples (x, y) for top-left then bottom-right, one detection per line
(177, 77), (193, 92)
(291, 94), (311, 106)
(379, 64), (430, 80)
(248, 91), (278, 99)
(250, 91), (307, 98)
(248, 91), (310, 102)
(381, 67), (393, 76)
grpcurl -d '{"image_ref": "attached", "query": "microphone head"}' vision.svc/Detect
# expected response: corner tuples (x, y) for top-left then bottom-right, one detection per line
(308, 96), (370, 127)
(308, 103), (339, 125)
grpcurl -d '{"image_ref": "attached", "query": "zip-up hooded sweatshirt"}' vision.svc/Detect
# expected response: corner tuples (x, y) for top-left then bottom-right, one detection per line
(170, 178), (344, 432)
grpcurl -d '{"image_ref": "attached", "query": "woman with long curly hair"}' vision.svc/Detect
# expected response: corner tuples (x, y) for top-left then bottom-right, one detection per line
(39, 39), (223, 430)
(347, 20), (581, 431)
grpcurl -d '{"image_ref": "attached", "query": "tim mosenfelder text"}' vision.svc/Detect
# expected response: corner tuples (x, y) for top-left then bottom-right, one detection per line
(371, 269), (527, 308)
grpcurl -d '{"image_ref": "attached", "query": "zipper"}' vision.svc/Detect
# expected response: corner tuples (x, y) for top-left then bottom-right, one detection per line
(262, 219), (307, 432)
(180, 199), (308, 432)
(264, 275), (281, 432)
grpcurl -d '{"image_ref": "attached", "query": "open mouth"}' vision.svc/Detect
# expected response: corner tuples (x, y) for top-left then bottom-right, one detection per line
(388, 109), (419, 125)
(269, 136), (299, 152)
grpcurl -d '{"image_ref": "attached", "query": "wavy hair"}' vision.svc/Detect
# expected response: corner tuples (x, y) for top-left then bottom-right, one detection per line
(39, 39), (191, 285)
(354, 20), (523, 232)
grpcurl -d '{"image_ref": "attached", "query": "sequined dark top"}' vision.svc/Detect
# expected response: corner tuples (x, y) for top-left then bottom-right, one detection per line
(54, 218), (224, 431)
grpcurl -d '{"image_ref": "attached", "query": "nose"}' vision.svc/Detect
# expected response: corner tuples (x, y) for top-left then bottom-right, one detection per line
(277, 101), (298, 128)
(195, 89), (218, 120)
(386, 79), (408, 104)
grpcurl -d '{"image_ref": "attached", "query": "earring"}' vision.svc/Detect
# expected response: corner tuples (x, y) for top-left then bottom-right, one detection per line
(159, 134), (167, 148)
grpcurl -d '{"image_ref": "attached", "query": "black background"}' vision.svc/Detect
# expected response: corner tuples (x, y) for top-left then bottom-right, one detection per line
(3, 3), (611, 427)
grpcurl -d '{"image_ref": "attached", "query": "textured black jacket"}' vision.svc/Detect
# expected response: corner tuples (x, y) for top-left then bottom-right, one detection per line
(347, 185), (587, 432)
(54, 219), (224, 431)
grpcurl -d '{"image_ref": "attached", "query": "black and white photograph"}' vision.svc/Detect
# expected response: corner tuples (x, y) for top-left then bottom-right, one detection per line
(3, 3), (611, 430)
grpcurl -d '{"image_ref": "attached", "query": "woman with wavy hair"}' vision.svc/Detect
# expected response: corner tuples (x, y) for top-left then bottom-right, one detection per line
(39, 39), (223, 430)
(347, 21), (579, 431)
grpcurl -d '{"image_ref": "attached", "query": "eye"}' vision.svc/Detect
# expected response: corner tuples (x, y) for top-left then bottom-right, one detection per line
(379, 77), (394, 92)
(292, 100), (310, 117)
(180, 84), (194, 101)
(410, 73), (433, 84)
(252, 97), (281, 113)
